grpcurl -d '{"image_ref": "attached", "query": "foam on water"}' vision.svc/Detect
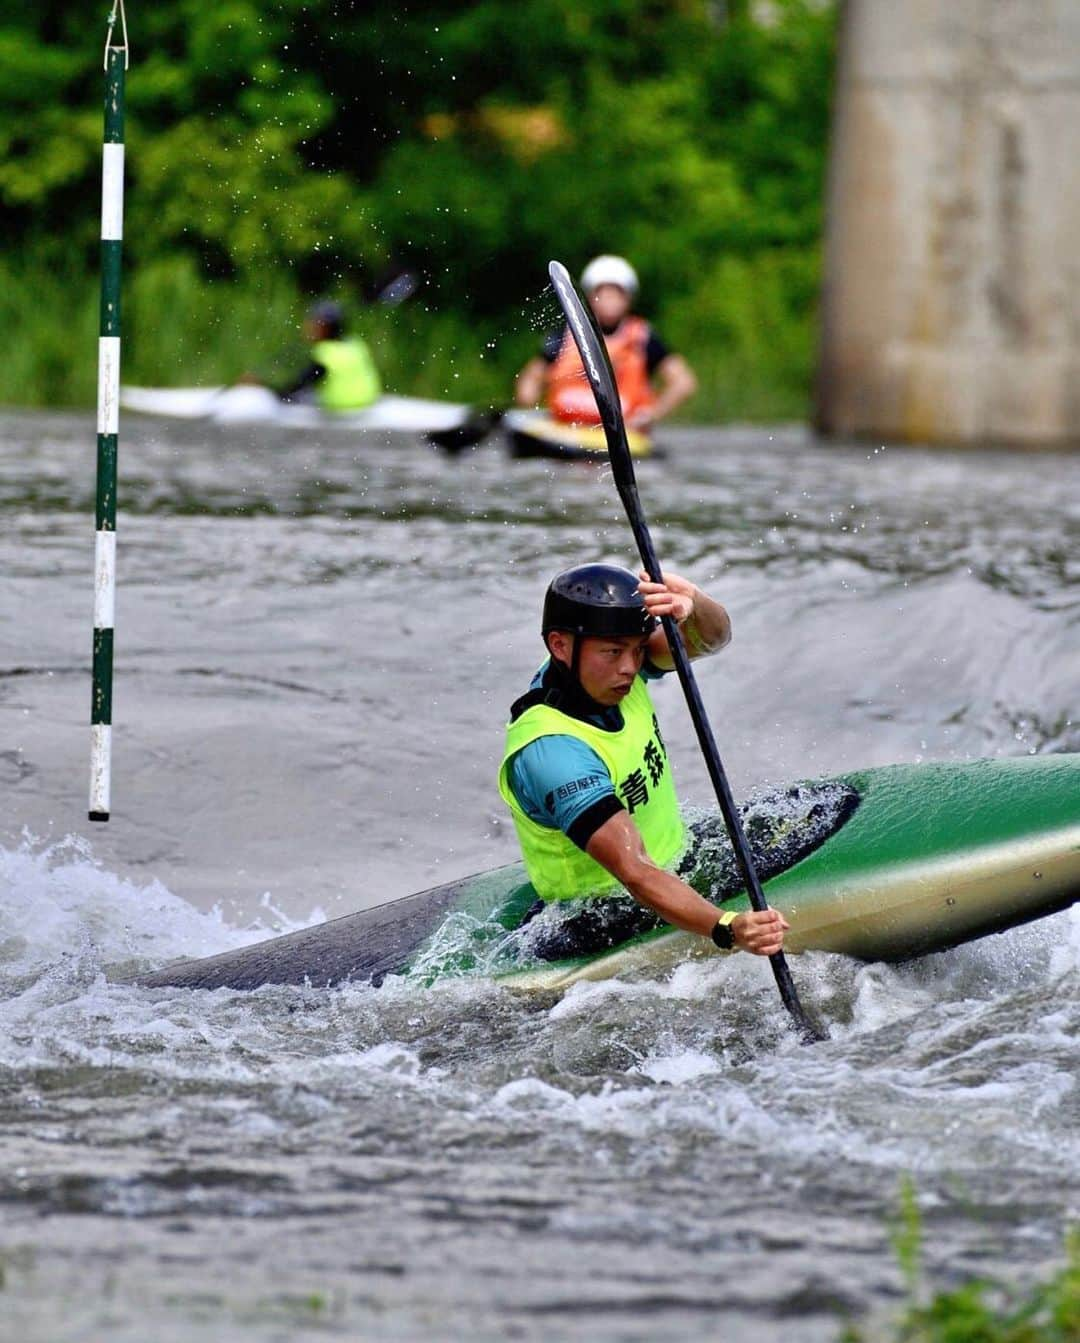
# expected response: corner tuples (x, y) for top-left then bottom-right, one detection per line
(4, 832), (1077, 1115)
(1, 849), (1077, 1343)
(470, 904), (1080, 1177)
(2, 826), (1077, 1330)
(0, 835), (325, 1073)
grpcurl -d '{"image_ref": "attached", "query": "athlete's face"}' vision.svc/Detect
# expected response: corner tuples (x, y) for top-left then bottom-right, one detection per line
(549, 631), (649, 706)
(588, 284), (632, 330)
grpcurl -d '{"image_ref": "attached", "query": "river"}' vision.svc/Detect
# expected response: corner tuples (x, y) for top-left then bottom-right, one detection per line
(2, 408), (1078, 1340)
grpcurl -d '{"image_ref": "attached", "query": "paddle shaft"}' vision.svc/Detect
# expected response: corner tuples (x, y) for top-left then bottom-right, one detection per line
(547, 260), (823, 1043)
(622, 482), (820, 1038)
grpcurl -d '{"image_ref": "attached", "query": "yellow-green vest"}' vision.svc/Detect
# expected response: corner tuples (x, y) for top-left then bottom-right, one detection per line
(312, 338), (381, 412)
(498, 674), (686, 901)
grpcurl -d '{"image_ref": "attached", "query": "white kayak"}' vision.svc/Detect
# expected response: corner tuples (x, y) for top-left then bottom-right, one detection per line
(119, 384), (483, 437)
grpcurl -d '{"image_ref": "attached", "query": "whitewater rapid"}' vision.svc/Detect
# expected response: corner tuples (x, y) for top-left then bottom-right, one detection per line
(3, 410), (1078, 1340)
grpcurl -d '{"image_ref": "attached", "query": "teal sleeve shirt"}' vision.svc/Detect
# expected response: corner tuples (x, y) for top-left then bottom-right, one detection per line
(506, 734), (614, 833)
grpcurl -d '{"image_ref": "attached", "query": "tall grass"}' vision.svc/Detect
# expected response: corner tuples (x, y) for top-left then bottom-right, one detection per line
(840, 1183), (1080, 1343)
(124, 259), (532, 408)
(0, 256), (100, 408)
(0, 253), (817, 421)
(0, 255), (534, 411)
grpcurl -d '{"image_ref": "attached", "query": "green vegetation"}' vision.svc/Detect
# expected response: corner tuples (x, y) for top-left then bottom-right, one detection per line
(843, 1183), (1080, 1343)
(2, 0), (836, 416)
(0, 252), (520, 408)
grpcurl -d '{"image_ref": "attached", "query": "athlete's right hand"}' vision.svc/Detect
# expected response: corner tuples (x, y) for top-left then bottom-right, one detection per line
(731, 909), (789, 956)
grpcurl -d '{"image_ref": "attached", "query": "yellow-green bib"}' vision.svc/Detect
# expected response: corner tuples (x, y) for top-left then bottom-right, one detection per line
(498, 675), (686, 901)
(312, 338), (381, 412)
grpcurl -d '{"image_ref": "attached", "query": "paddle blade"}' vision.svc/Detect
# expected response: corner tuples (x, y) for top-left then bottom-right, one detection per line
(426, 409), (502, 454)
(374, 268), (420, 307)
(547, 261), (635, 477)
(549, 259), (659, 577)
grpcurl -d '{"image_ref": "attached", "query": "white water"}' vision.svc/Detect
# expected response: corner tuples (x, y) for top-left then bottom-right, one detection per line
(3, 412), (1079, 1340)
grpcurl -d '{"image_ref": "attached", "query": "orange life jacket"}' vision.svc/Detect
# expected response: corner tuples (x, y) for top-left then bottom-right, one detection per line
(547, 316), (656, 425)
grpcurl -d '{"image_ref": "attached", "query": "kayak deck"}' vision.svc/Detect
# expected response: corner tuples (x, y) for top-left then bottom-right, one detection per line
(503, 409), (655, 462)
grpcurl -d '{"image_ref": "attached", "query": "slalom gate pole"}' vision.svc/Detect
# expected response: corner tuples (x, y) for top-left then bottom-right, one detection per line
(89, 1), (129, 823)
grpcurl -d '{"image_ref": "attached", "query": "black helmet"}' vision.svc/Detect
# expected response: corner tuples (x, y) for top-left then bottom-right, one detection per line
(306, 300), (344, 337)
(542, 564), (655, 642)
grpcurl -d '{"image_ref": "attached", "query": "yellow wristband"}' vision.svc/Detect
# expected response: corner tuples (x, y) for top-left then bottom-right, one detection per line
(710, 910), (737, 950)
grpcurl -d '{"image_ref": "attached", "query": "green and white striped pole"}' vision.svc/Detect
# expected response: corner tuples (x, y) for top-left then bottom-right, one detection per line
(90, 0), (129, 823)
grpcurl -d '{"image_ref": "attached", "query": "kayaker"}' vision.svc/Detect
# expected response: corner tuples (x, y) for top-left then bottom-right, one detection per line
(514, 256), (697, 431)
(499, 563), (789, 960)
(244, 301), (381, 412)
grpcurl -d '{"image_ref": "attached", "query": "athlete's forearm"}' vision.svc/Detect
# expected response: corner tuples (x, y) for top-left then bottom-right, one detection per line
(682, 587), (731, 657)
(623, 860), (789, 956)
(584, 812), (788, 955)
(622, 863), (722, 937)
(640, 572), (730, 665)
(515, 358), (547, 407)
(585, 814), (719, 936)
(648, 355), (697, 422)
(276, 361), (325, 400)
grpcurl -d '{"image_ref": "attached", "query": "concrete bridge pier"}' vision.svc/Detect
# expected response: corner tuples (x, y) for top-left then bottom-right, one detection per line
(816, 1), (1080, 446)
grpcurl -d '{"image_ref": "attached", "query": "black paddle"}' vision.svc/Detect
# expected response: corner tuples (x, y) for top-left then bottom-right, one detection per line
(548, 259), (825, 1044)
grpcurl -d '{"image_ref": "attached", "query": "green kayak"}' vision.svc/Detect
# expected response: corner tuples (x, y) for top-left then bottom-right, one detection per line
(140, 755), (1080, 994)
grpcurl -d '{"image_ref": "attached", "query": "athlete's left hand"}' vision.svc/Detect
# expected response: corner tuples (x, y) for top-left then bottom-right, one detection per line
(638, 570), (697, 624)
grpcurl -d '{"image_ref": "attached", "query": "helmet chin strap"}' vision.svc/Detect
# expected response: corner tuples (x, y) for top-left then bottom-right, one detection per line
(544, 631), (584, 686)
(570, 631), (583, 683)
(544, 633), (603, 717)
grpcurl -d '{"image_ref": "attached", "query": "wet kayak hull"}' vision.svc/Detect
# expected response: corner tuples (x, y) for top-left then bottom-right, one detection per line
(139, 755), (1080, 994)
(120, 385), (481, 435)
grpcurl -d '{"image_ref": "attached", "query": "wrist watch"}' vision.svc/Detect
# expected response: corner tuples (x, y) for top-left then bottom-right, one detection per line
(710, 912), (736, 950)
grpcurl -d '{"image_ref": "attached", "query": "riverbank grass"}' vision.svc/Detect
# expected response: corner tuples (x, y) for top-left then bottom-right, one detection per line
(844, 1184), (1080, 1343)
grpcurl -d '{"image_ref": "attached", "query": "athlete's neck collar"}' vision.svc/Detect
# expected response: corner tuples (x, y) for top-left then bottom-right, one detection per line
(542, 654), (611, 721)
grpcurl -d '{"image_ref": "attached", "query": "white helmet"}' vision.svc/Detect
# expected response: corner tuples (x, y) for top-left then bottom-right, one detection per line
(580, 255), (639, 298)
